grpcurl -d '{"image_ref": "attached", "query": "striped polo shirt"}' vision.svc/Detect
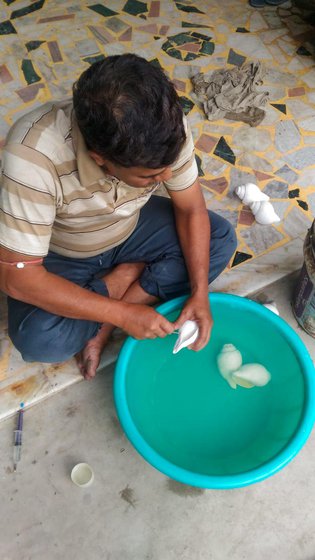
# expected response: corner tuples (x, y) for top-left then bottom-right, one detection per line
(0, 100), (198, 258)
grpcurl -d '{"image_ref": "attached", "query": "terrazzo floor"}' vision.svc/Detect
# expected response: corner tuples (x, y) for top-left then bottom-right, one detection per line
(0, 0), (315, 419)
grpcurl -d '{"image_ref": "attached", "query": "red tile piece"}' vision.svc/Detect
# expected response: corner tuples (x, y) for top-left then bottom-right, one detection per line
(195, 134), (217, 153)
(239, 209), (255, 226)
(159, 25), (169, 35)
(137, 24), (159, 34)
(48, 41), (63, 63)
(119, 27), (132, 41)
(38, 14), (74, 23)
(178, 42), (200, 53)
(288, 87), (305, 97)
(172, 79), (186, 92)
(0, 65), (13, 84)
(254, 171), (273, 181)
(200, 177), (228, 194)
(149, 1), (160, 17)
(16, 83), (44, 102)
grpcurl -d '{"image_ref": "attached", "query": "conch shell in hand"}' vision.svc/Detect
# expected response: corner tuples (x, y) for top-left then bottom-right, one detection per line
(234, 183), (270, 205)
(173, 320), (199, 354)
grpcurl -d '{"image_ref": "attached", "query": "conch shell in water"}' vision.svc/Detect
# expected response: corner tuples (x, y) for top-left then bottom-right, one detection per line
(231, 363), (271, 389)
(173, 320), (199, 354)
(250, 201), (281, 225)
(217, 345), (271, 389)
(217, 344), (242, 389)
(234, 183), (270, 205)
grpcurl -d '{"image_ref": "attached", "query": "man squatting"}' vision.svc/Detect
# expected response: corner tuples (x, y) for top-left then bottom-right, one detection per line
(0, 54), (237, 380)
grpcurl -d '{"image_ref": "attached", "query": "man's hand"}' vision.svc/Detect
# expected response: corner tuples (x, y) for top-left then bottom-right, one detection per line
(120, 303), (176, 339)
(174, 293), (213, 351)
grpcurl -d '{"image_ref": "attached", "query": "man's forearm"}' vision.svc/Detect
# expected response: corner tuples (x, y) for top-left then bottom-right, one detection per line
(2, 267), (127, 327)
(174, 205), (210, 297)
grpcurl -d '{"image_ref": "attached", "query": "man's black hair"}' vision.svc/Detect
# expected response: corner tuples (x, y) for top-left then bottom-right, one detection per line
(72, 54), (186, 169)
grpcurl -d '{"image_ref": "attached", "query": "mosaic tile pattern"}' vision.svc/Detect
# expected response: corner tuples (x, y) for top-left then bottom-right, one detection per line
(0, 0), (315, 418)
(1, 0), (313, 260)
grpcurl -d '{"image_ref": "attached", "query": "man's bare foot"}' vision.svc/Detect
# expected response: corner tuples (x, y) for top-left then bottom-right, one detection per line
(75, 336), (105, 380)
(75, 262), (146, 380)
(76, 322), (114, 380)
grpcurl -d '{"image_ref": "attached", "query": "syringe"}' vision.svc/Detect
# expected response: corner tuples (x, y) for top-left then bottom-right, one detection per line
(13, 403), (24, 472)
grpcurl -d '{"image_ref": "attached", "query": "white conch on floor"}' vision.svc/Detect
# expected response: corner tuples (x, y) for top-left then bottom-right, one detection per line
(231, 363), (271, 389)
(173, 320), (199, 354)
(234, 183), (270, 205)
(234, 182), (281, 225)
(249, 201), (281, 225)
(217, 344), (243, 389)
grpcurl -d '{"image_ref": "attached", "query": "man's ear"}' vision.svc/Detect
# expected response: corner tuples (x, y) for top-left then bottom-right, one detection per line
(88, 151), (107, 166)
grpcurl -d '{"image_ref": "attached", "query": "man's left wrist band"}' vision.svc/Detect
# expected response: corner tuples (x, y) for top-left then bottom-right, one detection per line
(0, 258), (43, 268)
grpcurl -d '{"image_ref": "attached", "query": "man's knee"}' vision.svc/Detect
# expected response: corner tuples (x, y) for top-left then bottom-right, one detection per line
(8, 304), (99, 363)
(138, 217), (238, 299)
(222, 219), (237, 261)
(209, 212), (237, 258)
(10, 322), (73, 363)
(104, 262), (145, 299)
(207, 214), (237, 283)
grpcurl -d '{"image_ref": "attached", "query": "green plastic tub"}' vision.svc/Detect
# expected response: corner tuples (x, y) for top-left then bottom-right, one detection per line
(114, 294), (315, 488)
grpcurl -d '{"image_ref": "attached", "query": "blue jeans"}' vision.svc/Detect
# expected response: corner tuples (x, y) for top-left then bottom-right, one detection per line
(8, 196), (237, 362)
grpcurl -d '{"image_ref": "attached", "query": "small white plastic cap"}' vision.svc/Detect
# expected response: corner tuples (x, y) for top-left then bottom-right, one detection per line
(71, 463), (94, 487)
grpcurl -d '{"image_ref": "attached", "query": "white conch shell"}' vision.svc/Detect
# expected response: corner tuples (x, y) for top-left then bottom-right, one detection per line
(235, 183), (270, 205)
(217, 344), (242, 388)
(249, 201), (281, 225)
(173, 320), (199, 354)
(263, 302), (279, 316)
(231, 363), (271, 389)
